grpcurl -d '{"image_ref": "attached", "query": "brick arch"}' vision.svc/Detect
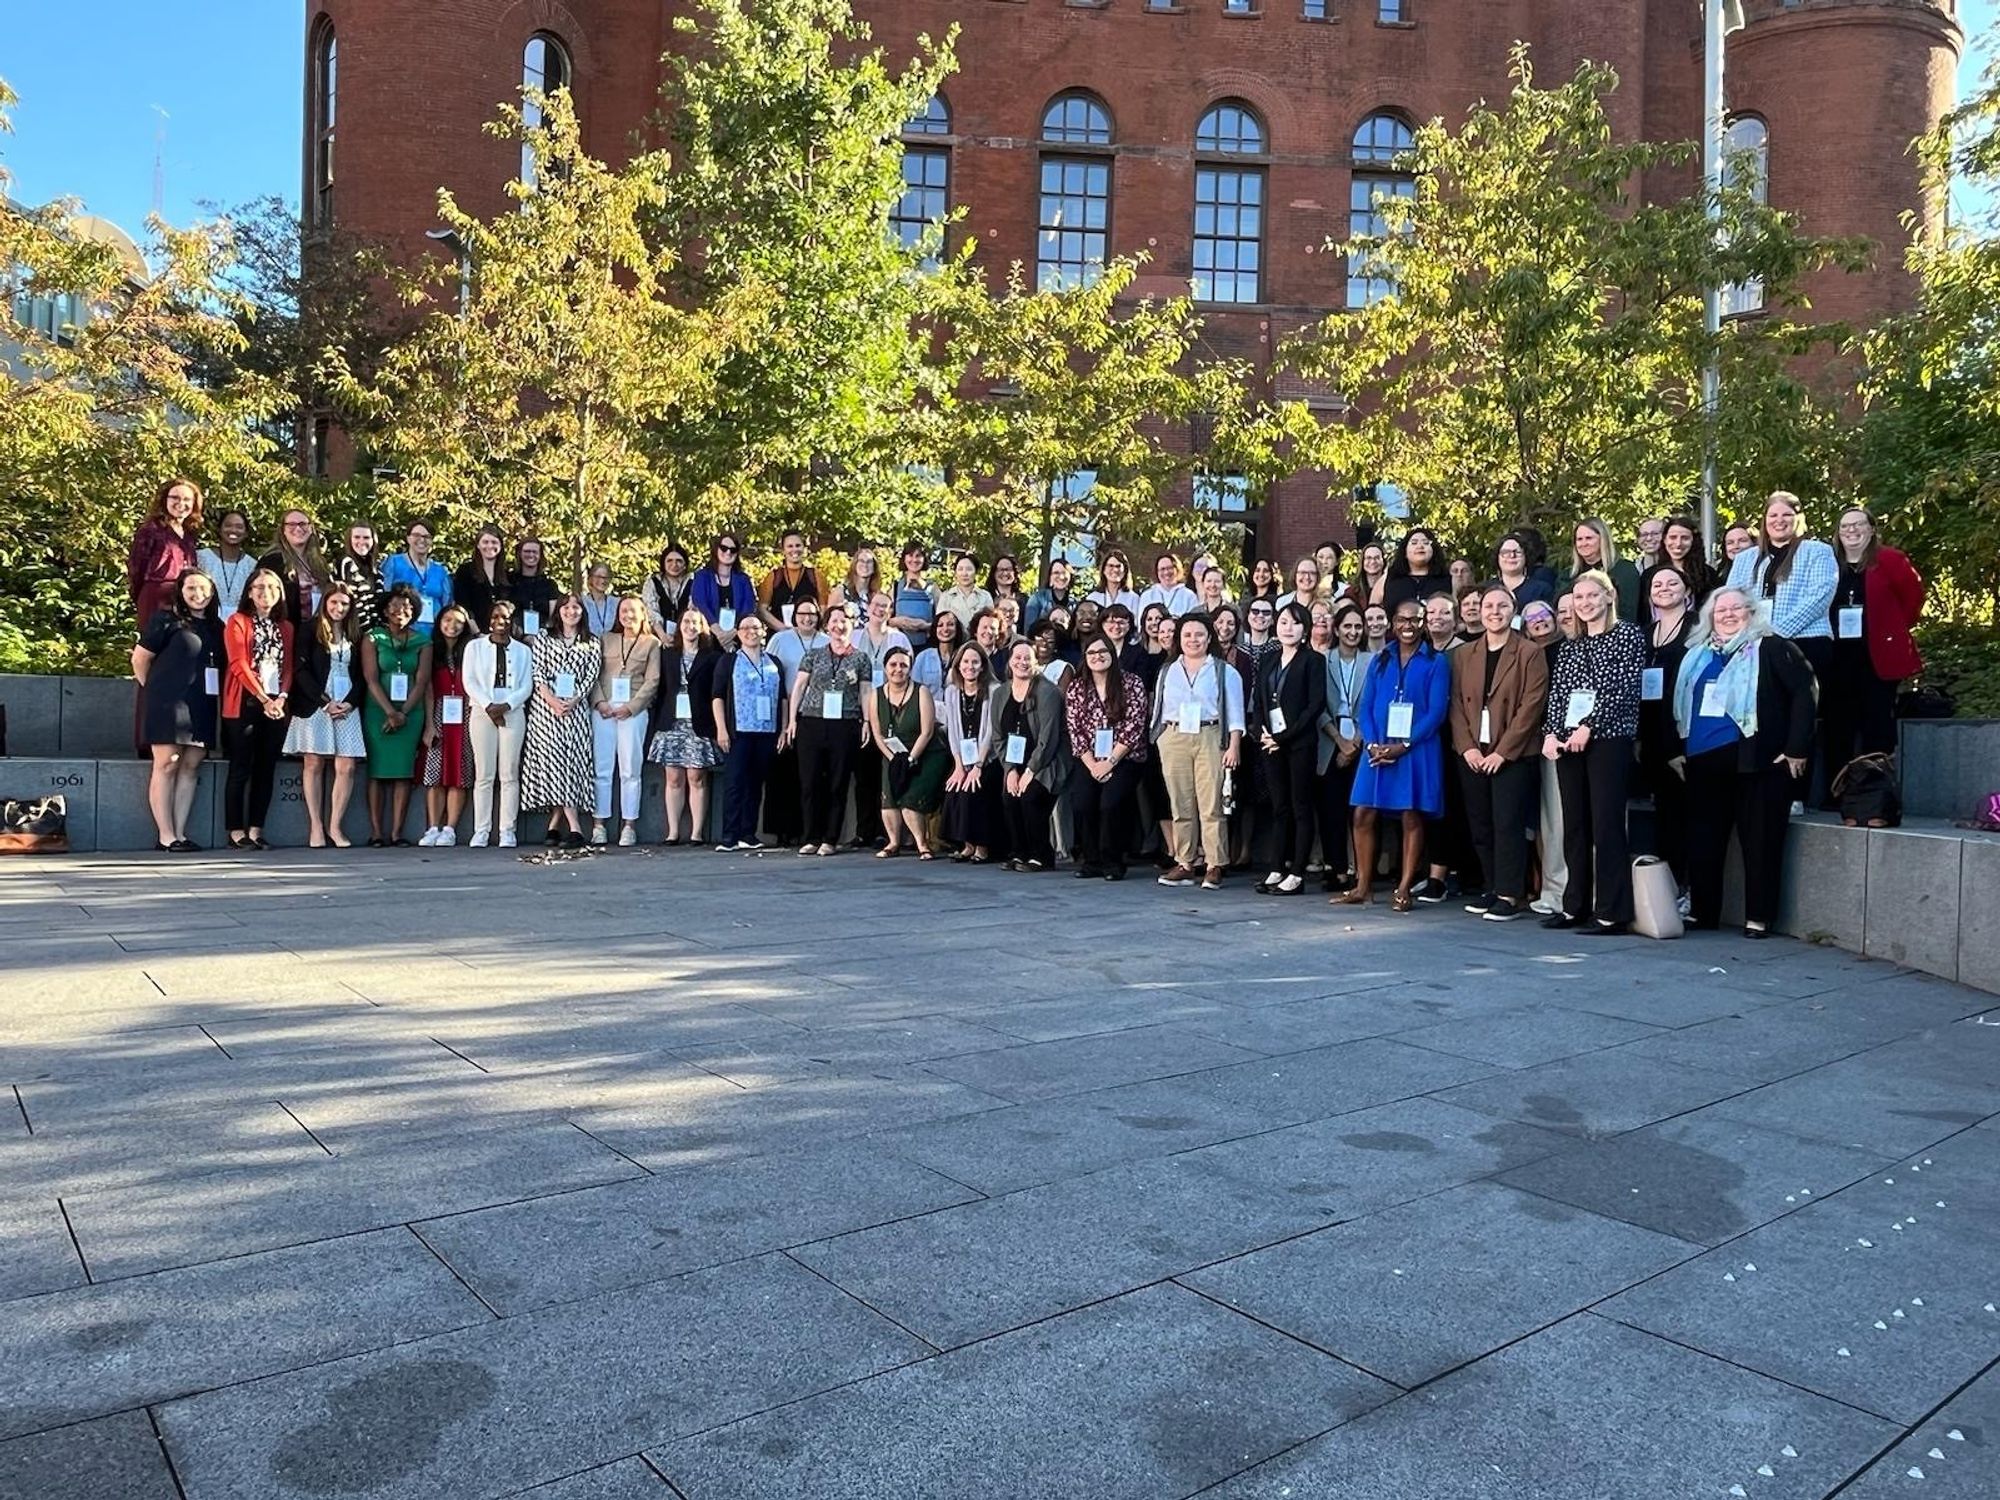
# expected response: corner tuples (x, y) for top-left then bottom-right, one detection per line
(491, 0), (594, 76)
(1192, 69), (1296, 151)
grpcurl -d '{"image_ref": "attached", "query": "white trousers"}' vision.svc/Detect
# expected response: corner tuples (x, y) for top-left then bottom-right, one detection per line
(1538, 755), (1568, 909)
(470, 707), (526, 838)
(593, 713), (648, 820)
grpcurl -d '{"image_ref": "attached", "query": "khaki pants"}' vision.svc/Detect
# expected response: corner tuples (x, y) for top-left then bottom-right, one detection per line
(1158, 729), (1226, 868)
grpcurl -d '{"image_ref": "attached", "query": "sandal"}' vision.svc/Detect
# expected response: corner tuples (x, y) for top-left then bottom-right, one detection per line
(1390, 889), (1415, 913)
(876, 845), (902, 859)
(917, 850), (936, 861)
(1331, 890), (1372, 906)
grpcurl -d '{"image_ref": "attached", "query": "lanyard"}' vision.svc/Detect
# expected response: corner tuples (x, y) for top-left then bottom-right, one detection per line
(1333, 654), (1361, 713)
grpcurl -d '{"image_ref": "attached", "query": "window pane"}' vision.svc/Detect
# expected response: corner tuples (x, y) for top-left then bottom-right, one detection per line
(1043, 94), (1111, 144)
(1039, 155), (1111, 289)
(907, 95), (951, 135)
(1352, 111), (1414, 164)
(1196, 104), (1265, 155)
(1192, 164), (1263, 302)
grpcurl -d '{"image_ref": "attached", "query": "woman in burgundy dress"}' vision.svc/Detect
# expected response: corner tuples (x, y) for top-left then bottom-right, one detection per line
(127, 479), (202, 633)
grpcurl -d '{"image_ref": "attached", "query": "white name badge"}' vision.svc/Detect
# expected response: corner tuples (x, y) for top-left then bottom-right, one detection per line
(555, 671), (578, 698)
(675, 691), (693, 720)
(441, 696), (464, 725)
(1479, 707), (1493, 745)
(1837, 607), (1863, 640)
(1386, 700), (1415, 739)
(260, 662), (281, 696)
(1268, 706), (1287, 735)
(873, 662), (887, 686)
(1005, 732), (1028, 765)
(204, 666), (221, 696)
(959, 737), (980, 764)
(884, 735), (909, 756)
(308, 588), (324, 616)
(1178, 701), (1202, 735)
(781, 603), (795, 626)
(418, 596), (436, 625)
(521, 610), (541, 638)
(1093, 727), (1115, 759)
(1641, 667), (1665, 702)
(717, 607), (737, 631)
(1338, 715), (1357, 740)
(390, 672), (411, 702)
(1700, 683), (1727, 718)
(822, 688), (844, 719)
(328, 667), (351, 700)
(1564, 688), (1597, 729)
(609, 676), (632, 705)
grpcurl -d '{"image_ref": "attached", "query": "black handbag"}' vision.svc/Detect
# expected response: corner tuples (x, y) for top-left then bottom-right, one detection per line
(0, 795), (68, 853)
(1831, 753), (1901, 829)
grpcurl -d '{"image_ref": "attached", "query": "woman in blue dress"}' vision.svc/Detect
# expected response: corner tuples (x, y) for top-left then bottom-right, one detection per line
(1333, 598), (1452, 912)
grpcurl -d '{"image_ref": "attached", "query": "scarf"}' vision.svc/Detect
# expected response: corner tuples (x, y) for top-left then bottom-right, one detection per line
(1675, 629), (1761, 740)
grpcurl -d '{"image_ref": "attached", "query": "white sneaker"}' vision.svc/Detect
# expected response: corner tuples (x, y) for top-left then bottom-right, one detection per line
(589, 823), (608, 846)
(418, 827), (440, 847)
(437, 826), (457, 847)
(618, 825), (637, 847)
(1530, 897), (1558, 916)
(469, 830), (491, 848)
(498, 832), (518, 848)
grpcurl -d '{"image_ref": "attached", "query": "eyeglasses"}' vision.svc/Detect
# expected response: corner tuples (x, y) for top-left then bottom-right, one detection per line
(284, 519), (311, 530)
(718, 544), (738, 554)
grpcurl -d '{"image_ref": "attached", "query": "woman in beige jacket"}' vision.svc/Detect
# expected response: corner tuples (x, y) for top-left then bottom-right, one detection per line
(590, 595), (663, 846)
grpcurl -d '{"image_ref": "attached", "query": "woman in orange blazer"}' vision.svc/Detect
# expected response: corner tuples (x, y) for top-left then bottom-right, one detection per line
(221, 568), (297, 849)
(1448, 583), (1551, 922)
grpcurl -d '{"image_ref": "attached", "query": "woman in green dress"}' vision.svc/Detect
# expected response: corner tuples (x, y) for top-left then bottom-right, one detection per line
(865, 644), (948, 859)
(361, 585), (433, 846)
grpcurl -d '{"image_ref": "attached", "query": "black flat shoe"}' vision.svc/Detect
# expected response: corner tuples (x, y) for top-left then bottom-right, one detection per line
(1540, 912), (1579, 930)
(391, 837), (413, 848)
(1743, 925), (1770, 940)
(1577, 920), (1629, 936)
(169, 839), (201, 853)
(155, 840), (172, 852)
(1104, 867), (1127, 881)
(367, 837), (387, 848)
(227, 835), (251, 850)
(249, 836), (271, 851)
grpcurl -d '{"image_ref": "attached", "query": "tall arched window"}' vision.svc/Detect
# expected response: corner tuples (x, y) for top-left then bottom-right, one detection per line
(1722, 115), (1768, 316)
(308, 20), (337, 227)
(521, 33), (573, 188)
(1348, 111), (1415, 308)
(895, 95), (952, 268)
(1038, 93), (1113, 290)
(1193, 102), (1266, 304)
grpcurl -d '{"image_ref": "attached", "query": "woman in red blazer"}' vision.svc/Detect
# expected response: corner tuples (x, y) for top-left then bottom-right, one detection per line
(1823, 507), (1924, 793)
(221, 569), (297, 848)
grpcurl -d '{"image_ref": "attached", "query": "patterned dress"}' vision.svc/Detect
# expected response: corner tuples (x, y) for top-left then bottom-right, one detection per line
(284, 638), (367, 758)
(522, 631), (602, 810)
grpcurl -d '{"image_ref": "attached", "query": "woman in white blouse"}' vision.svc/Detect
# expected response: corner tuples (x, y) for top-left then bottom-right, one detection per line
(1150, 613), (1245, 892)
(462, 602), (536, 847)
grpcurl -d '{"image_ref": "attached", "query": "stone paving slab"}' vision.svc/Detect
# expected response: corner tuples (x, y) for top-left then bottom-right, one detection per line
(1434, 1049), (1755, 1138)
(0, 1410), (180, 1500)
(1169, 984), (1493, 1055)
(0, 1201), (83, 1304)
(1704, 1053), (1998, 1156)
(417, 1142), (981, 1315)
(0, 1227), (489, 1441)
(652, 1282), (1397, 1500)
(155, 1253), (927, 1500)
(1394, 1003), (1666, 1069)
(951, 989), (1240, 1043)
(919, 1023), (1267, 1103)
(791, 1155), (1338, 1349)
(1205, 1313), (1898, 1499)
(1132, 1036), (1505, 1127)
(515, 1458), (674, 1497)
(63, 1120), (644, 1279)
(1600, 1138), (2000, 1423)
(1839, 1360), (2000, 1498)
(665, 1015), (1019, 1087)
(1605, 1005), (1912, 1084)
(0, 1100), (324, 1200)
(1185, 1181), (1700, 1387)
(1495, 1114), (1894, 1245)
(426, 1001), (812, 1071)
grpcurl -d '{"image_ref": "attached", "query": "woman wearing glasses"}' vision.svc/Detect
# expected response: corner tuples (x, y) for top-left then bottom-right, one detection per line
(693, 533), (757, 648)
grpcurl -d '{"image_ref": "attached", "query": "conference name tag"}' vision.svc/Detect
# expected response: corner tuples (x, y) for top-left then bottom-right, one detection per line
(1093, 728), (1115, 759)
(441, 696), (464, 726)
(958, 737), (980, 765)
(1178, 701), (1202, 735)
(390, 672), (411, 703)
(1564, 689), (1597, 729)
(822, 689), (844, 720)
(675, 691), (693, 720)
(328, 666), (351, 700)
(884, 735), (909, 756)
(1385, 700), (1414, 739)
(554, 671), (578, 698)
(717, 607), (737, 631)
(260, 663), (281, 697)
(1837, 607), (1863, 640)
(1267, 707), (1287, 735)
(609, 677), (632, 705)
(418, 596), (436, 625)
(1005, 732), (1027, 766)
(1338, 715), (1356, 741)
(520, 610), (540, 638)
(1700, 683), (1727, 718)
(873, 661), (887, 686)
(1641, 667), (1665, 701)
(781, 603), (795, 626)
(204, 667), (221, 696)
(1479, 707), (1492, 746)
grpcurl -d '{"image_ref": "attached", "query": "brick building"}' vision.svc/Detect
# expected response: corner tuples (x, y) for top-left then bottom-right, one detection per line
(302, 0), (1962, 562)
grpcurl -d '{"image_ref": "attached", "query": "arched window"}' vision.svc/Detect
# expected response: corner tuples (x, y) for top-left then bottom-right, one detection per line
(1348, 111), (1416, 307)
(895, 95), (952, 267)
(521, 32), (573, 187)
(1041, 93), (1113, 146)
(308, 20), (337, 227)
(1039, 93), (1113, 289)
(1193, 103), (1266, 304)
(1722, 115), (1768, 316)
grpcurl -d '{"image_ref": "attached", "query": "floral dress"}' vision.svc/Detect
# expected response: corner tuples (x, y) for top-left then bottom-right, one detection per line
(522, 632), (602, 810)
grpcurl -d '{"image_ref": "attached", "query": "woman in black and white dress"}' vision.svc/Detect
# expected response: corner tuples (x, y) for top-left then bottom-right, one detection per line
(522, 593), (601, 847)
(647, 607), (724, 845)
(284, 584), (368, 847)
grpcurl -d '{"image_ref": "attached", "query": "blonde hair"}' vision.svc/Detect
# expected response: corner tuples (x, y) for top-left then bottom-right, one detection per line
(1570, 518), (1619, 577)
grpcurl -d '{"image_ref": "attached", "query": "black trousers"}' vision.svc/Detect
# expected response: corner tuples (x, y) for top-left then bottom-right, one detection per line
(1315, 755), (1358, 876)
(850, 747), (884, 844)
(223, 712), (287, 831)
(1686, 750), (1797, 928)
(1263, 739), (1318, 875)
(1000, 777), (1056, 865)
(1819, 643), (1898, 805)
(1459, 756), (1537, 901)
(797, 716), (860, 847)
(722, 731), (775, 846)
(1429, 747), (1480, 887)
(1070, 760), (1140, 871)
(1638, 742), (1690, 886)
(1793, 635), (1835, 806)
(1555, 736), (1635, 923)
(764, 742), (804, 843)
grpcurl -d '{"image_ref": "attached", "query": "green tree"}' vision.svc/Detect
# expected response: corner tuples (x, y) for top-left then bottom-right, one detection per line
(1284, 47), (1862, 552)
(934, 258), (1319, 575)
(652, 0), (963, 542)
(0, 78), (290, 673)
(330, 90), (765, 588)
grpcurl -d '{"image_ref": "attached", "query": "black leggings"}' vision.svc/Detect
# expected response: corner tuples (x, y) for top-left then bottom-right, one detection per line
(797, 716), (861, 847)
(1001, 777), (1056, 865)
(1555, 736), (1635, 923)
(1459, 756), (1537, 901)
(1315, 755), (1357, 875)
(1263, 739), (1318, 875)
(1686, 751), (1797, 927)
(1069, 760), (1140, 871)
(223, 712), (287, 832)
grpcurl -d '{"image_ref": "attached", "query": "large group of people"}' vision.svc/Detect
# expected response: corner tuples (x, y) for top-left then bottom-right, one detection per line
(125, 483), (1928, 938)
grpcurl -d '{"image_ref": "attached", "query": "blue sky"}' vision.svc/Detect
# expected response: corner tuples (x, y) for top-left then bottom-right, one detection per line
(1, 0), (1994, 236)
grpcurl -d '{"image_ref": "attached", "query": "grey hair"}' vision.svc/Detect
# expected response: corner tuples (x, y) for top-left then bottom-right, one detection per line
(1684, 586), (1773, 653)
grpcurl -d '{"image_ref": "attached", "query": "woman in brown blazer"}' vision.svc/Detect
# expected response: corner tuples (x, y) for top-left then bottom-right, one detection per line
(1449, 583), (1550, 921)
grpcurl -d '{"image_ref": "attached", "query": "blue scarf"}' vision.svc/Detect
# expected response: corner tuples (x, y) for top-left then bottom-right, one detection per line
(1675, 630), (1760, 740)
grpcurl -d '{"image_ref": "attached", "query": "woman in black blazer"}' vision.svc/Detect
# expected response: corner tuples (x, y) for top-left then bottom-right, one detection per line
(1253, 602), (1329, 894)
(646, 609), (725, 844)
